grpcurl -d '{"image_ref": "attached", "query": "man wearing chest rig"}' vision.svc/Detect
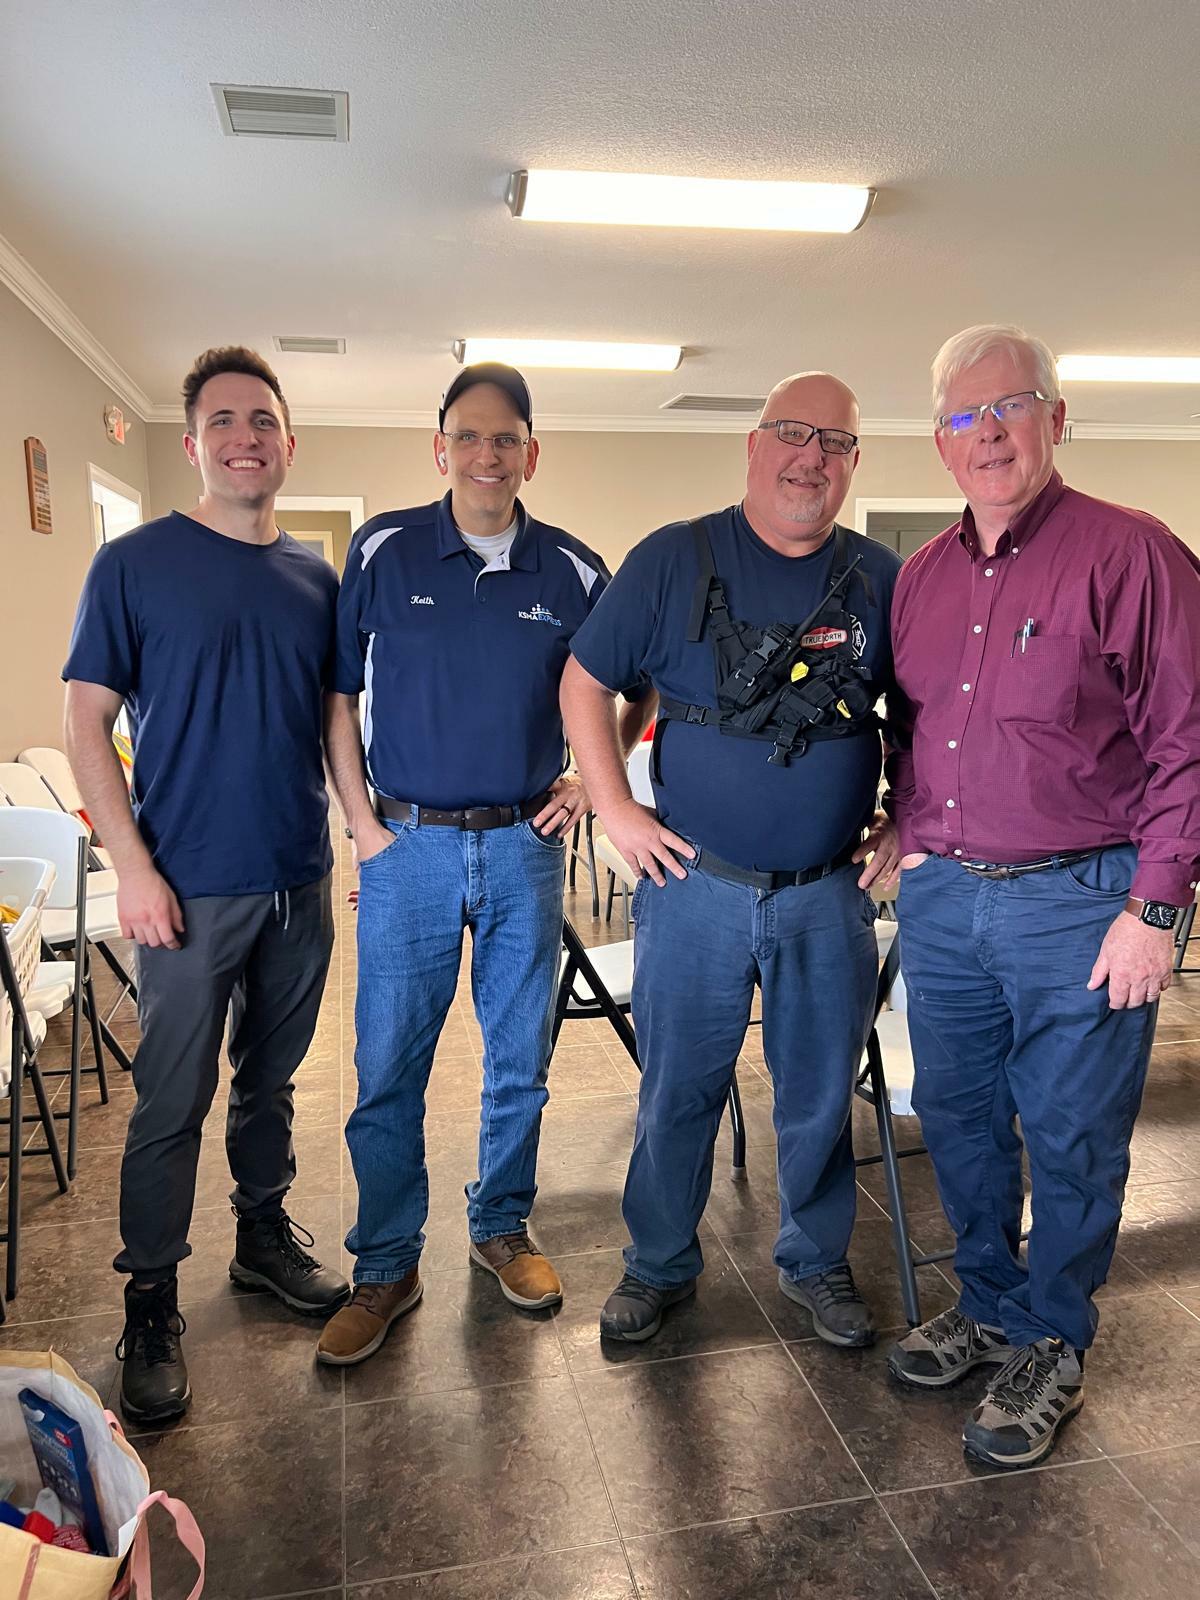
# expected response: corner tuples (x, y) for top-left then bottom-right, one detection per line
(886, 325), (1200, 1469)
(64, 347), (349, 1424)
(319, 364), (653, 1365)
(562, 372), (903, 1344)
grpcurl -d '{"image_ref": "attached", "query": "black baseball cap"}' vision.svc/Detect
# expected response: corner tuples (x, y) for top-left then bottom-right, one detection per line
(438, 362), (533, 432)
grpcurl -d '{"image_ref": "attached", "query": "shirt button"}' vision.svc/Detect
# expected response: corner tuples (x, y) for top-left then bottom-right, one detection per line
(962, 683), (971, 692)
(948, 740), (957, 749)
(946, 799), (955, 808)
(984, 567), (994, 577)
(954, 848), (963, 857)
(973, 624), (982, 634)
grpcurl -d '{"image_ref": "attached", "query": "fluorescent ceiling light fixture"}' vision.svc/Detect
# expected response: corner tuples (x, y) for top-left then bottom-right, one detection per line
(453, 337), (682, 372)
(506, 169), (874, 233)
(1057, 355), (1200, 384)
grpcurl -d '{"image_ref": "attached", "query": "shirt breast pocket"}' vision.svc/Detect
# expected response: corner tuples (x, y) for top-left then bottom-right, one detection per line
(993, 634), (1082, 724)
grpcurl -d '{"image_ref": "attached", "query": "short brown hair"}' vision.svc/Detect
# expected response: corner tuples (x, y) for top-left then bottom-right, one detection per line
(182, 346), (291, 435)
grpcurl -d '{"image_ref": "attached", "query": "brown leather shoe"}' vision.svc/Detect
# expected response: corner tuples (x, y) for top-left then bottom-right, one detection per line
(469, 1233), (562, 1309)
(315, 1269), (422, 1365)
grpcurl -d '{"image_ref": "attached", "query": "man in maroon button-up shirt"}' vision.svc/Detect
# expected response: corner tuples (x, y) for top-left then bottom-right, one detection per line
(883, 323), (1200, 1471)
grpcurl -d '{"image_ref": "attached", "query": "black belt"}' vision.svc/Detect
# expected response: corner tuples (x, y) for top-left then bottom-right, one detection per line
(957, 846), (1109, 880)
(692, 839), (859, 893)
(376, 790), (554, 831)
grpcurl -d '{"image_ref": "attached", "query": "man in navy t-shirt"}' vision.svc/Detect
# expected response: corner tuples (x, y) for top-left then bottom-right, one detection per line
(64, 347), (348, 1425)
(563, 372), (902, 1345)
(316, 364), (652, 1367)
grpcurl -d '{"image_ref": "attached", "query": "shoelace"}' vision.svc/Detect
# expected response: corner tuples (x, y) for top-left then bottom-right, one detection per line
(116, 1291), (186, 1368)
(986, 1343), (1059, 1418)
(804, 1264), (862, 1311)
(612, 1274), (666, 1309)
(921, 1308), (971, 1348)
(269, 1215), (321, 1277)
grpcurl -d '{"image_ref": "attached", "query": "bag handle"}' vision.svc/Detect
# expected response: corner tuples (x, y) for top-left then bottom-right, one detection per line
(129, 1491), (206, 1600)
(106, 1409), (205, 1600)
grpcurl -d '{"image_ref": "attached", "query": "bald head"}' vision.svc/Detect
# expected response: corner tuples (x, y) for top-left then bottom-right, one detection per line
(745, 371), (862, 556)
(758, 372), (860, 434)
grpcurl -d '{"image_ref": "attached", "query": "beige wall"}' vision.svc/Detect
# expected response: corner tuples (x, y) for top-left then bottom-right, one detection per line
(2, 285), (150, 756)
(148, 421), (1200, 572)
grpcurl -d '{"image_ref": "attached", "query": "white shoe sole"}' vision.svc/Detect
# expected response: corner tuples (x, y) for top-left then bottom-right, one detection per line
(468, 1243), (562, 1308)
(314, 1281), (424, 1366)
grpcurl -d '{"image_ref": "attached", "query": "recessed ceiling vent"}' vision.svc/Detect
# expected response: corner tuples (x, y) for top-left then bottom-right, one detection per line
(273, 336), (346, 356)
(212, 84), (349, 141)
(661, 393), (766, 414)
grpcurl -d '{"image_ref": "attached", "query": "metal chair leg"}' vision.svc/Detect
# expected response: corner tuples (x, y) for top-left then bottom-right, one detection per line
(604, 869), (616, 923)
(1174, 901), (1197, 973)
(866, 1029), (923, 1327)
(727, 1070), (747, 1177)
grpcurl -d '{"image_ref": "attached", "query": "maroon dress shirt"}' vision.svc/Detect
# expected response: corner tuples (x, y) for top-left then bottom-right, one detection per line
(886, 471), (1200, 905)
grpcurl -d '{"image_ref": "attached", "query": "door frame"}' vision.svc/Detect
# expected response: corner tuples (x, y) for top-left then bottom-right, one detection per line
(852, 496), (962, 535)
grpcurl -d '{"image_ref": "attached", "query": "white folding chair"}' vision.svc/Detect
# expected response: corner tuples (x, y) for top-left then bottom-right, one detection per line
(0, 761), (117, 889)
(0, 808), (131, 1082)
(1, 856), (70, 1299)
(594, 742), (656, 930)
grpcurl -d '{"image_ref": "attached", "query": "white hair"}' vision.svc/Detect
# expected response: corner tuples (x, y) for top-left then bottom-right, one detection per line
(931, 324), (1060, 417)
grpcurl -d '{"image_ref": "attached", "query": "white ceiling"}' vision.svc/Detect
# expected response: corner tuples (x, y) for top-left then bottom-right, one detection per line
(2, 0), (1199, 430)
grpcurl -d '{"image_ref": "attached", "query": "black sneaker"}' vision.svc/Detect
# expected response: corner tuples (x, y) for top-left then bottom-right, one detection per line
(229, 1209), (350, 1313)
(778, 1264), (875, 1347)
(963, 1338), (1084, 1468)
(117, 1277), (191, 1424)
(599, 1273), (696, 1342)
(888, 1307), (1015, 1389)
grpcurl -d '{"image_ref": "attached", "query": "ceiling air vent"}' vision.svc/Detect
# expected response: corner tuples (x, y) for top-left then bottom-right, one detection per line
(212, 84), (349, 141)
(273, 336), (346, 356)
(661, 393), (767, 414)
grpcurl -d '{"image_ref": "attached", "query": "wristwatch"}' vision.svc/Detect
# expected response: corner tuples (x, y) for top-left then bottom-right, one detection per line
(1124, 896), (1180, 931)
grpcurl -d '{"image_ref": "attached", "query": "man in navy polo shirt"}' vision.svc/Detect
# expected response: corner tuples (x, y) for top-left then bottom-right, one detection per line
(318, 364), (651, 1366)
(64, 346), (349, 1424)
(563, 372), (902, 1344)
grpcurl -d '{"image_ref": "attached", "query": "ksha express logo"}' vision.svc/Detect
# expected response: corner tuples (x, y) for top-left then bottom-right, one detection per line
(518, 602), (562, 626)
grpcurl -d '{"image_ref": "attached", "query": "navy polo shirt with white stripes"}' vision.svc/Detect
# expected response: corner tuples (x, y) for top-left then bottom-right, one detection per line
(334, 493), (612, 809)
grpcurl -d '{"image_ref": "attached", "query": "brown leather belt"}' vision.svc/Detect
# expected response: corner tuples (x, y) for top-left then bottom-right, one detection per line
(376, 790), (555, 831)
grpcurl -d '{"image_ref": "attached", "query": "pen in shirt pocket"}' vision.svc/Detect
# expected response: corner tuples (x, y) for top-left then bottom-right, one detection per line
(1011, 618), (1036, 656)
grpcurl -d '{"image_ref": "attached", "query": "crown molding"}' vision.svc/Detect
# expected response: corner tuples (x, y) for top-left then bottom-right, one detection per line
(0, 231), (154, 420)
(5, 234), (1197, 444)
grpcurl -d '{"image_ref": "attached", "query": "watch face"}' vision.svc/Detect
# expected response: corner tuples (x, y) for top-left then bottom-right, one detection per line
(1142, 901), (1178, 930)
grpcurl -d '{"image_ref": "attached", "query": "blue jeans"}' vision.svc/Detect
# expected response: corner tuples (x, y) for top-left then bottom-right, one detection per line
(898, 846), (1157, 1350)
(623, 858), (879, 1288)
(345, 816), (565, 1282)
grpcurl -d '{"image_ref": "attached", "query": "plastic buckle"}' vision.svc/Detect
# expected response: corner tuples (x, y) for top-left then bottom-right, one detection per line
(684, 704), (708, 724)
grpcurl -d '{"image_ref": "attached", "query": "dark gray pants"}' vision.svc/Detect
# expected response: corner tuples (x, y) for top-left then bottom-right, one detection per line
(115, 876), (334, 1278)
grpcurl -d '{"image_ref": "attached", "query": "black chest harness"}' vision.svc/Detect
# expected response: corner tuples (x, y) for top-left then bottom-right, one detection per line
(655, 518), (882, 771)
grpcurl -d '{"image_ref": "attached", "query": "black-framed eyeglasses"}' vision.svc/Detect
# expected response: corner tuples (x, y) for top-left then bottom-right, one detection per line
(756, 419), (858, 455)
(442, 430), (530, 453)
(937, 391), (1052, 437)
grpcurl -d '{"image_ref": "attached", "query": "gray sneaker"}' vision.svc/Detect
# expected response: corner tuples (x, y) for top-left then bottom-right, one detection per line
(888, 1307), (1015, 1389)
(963, 1339), (1084, 1467)
(778, 1264), (875, 1347)
(599, 1274), (696, 1342)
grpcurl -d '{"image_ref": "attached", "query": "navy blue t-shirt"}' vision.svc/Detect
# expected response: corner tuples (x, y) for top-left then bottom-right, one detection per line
(571, 504), (903, 872)
(63, 512), (337, 898)
(334, 494), (613, 808)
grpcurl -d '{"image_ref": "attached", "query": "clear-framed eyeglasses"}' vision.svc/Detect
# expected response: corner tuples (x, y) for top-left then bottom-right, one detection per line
(756, 420), (858, 455)
(441, 430), (530, 453)
(937, 391), (1053, 437)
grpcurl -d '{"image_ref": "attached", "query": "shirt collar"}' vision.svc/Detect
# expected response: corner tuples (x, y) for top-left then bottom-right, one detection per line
(434, 492), (539, 571)
(958, 469), (1066, 560)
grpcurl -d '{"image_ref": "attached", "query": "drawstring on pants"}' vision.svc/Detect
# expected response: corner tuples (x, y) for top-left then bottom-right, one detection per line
(272, 890), (291, 932)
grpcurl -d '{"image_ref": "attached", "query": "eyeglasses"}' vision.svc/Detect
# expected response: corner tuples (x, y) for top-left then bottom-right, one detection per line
(756, 419), (858, 455)
(442, 430), (529, 453)
(937, 391), (1052, 437)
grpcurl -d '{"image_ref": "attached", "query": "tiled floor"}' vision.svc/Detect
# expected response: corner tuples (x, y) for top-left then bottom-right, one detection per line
(5, 842), (1200, 1598)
